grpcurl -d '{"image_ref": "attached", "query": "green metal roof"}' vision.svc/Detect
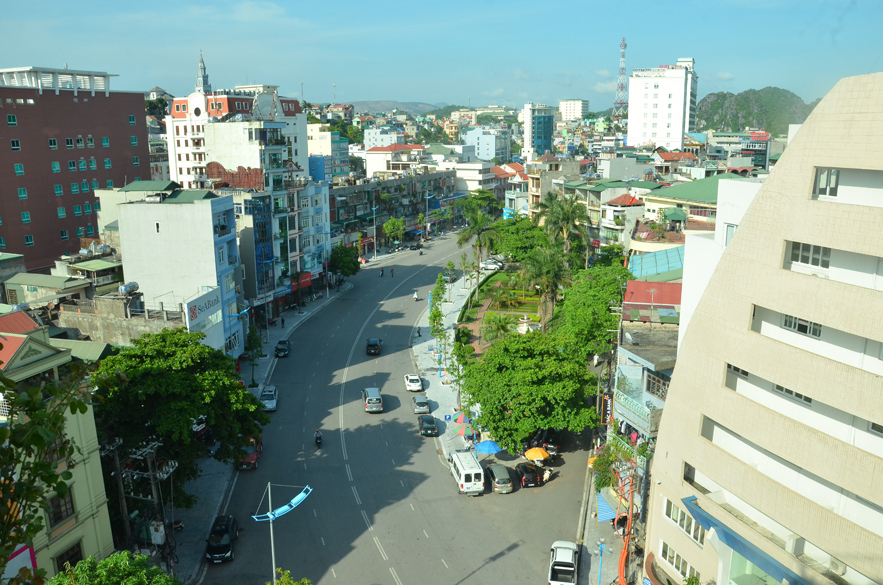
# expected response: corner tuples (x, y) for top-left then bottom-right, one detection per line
(162, 190), (218, 203)
(49, 339), (113, 362)
(663, 208), (687, 221)
(563, 180), (589, 189)
(587, 181), (630, 192)
(628, 181), (664, 190)
(0, 253), (25, 262)
(120, 180), (181, 192)
(425, 145), (453, 155)
(66, 259), (122, 272)
(650, 173), (741, 204)
(4, 273), (90, 290)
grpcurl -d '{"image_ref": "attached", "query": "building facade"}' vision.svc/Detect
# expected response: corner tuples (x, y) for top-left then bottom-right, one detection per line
(462, 127), (511, 162)
(364, 127), (403, 150)
(0, 66), (150, 271)
(559, 99), (589, 122)
(644, 73), (883, 585)
(307, 124), (349, 178)
(626, 58), (698, 151)
(522, 103), (554, 162)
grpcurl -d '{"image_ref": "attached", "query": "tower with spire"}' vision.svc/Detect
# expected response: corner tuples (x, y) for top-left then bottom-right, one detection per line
(196, 53), (211, 94)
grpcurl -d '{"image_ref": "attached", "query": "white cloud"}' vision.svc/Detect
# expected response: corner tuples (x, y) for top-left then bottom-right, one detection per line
(594, 69), (611, 78)
(593, 81), (618, 93)
(484, 88), (504, 97)
(717, 72), (735, 80)
(512, 67), (529, 81)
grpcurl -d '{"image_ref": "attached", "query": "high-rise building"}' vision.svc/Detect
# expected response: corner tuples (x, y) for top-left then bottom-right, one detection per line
(626, 58), (697, 151)
(0, 66), (150, 270)
(522, 103), (554, 162)
(307, 124), (349, 179)
(644, 73), (883, 585)
(559, 99), (589, 122)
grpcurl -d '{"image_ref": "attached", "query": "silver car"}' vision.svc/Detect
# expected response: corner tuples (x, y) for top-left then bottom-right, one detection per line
(259, 386), (278, 412)
(411, 395), (430, 414)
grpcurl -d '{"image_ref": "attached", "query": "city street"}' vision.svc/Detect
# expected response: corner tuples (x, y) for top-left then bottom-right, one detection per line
(202, 234), (589, 585)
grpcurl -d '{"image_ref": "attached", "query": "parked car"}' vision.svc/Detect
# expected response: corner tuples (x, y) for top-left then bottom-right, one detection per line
(548, 541), (579, 585)
(409, 243), (423, 250)
(417, 415), (438, 437)
(274, 340), (290, 357)
(480, 259), (503, 271)
(515, 462), (544, 487)
(259, 386), (278, 412)
(205, 515), (239, 563)
(404, 374), (422, 392)
(526, 429), (561, 456)
(486, 464), (513, 494)
(366, 337), (382, 355)
(238, 435), (262, 469)
(412, 395), (430, 414)
(442, 271), (458, 283)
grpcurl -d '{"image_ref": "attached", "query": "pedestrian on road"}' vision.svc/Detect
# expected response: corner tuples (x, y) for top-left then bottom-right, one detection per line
(391, 268), (394, 278)
(380, 269), (384, 277)
(281, 317), (285, 327)
(417, 327), (421, 337)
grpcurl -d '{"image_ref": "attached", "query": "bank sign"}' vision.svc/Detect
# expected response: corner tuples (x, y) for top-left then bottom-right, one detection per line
(186, 289), (223, 334)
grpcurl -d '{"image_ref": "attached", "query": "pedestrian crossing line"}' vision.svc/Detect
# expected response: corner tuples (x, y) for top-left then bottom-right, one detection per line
(374, 537), (388, 561)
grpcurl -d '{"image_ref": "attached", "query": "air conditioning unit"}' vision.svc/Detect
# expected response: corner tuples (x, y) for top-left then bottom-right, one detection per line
(827, 557), (847, 576)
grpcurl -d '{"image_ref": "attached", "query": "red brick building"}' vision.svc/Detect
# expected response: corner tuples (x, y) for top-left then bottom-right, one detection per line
(0, 66), (150, 271)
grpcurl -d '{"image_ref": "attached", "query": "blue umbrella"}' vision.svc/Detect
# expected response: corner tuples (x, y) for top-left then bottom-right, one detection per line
(475, 440), (502, 455)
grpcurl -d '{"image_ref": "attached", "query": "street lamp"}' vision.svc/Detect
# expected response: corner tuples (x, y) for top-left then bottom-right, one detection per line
(424, 193), (433, 238)
(252, 483), (313, 585)
(594, 539), (612, 585)
(371, 204), (379, 260)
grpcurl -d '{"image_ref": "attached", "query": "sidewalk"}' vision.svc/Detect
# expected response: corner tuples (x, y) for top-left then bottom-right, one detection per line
(165, 282), (354, 584)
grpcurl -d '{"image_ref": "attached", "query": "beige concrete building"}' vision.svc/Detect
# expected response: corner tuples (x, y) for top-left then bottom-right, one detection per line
(644, 74), (883, 585)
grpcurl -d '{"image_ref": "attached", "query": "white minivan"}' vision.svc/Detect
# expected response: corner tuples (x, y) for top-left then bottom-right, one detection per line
(448, 451), (483, 496)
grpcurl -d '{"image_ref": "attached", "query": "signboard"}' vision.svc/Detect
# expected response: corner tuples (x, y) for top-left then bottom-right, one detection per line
(592, 239), (601, 248)
(185, 289), (223, 334)
(601, 392), (614, 426)
(298, 273), (312, 290)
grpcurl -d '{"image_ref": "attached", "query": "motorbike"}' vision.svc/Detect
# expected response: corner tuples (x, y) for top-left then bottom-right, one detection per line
(267, 317), (277, 326)
(315, 434), (322, 447)
(419, 250), (423, 255)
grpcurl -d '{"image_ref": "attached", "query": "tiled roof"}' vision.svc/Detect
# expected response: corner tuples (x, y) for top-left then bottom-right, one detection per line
(0, 312), (39, 334)
(605, 194), (644, 207)
(624, 281), (682, 307)
(0, 334), (27, 371)
(657, 152), (697, 162)
(507, 163), (524, 172)
(366, 144), (425, 153)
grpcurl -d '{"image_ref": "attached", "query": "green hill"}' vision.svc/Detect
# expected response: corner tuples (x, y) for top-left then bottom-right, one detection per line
(696, 87), (820, 136)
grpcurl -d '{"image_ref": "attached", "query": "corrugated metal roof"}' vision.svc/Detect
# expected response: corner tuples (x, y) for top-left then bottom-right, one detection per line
(4, 273), (89, 290)
(67, 259), (122, 272)
(120, 180), (181, 192)
(650, 172), (740, 204)
(629, 246), (685, 278)
(0, 311), (39, 334)
(162, 190), (217, 203)
(49, 339), (113, 362)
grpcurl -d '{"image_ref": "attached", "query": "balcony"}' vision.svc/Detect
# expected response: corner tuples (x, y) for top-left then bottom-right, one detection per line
(613, 388), (663, 438)
(609, 432), (647, 468)
(227, 254), (238, 266)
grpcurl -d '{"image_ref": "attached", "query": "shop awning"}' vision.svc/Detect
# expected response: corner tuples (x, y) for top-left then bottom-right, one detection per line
(595, 488), (623, 522)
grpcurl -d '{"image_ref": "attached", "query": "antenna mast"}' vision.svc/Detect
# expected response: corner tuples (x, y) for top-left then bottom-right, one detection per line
(613, 37), (628, 121)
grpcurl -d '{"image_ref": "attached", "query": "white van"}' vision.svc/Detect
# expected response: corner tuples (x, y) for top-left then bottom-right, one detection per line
(448, 451), (483, 496)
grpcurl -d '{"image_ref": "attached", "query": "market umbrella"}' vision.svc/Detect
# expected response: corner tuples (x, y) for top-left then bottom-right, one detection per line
(452, 422), (474, 436)
(524, 447), (550, 461)
(452, 412), (472, 424)
(475, 440), (502, 455)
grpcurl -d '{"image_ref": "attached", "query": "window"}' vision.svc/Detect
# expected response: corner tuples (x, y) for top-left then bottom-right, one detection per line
(84, 203), (92, 214)
(175, 104), (180, 112)
(70, 183), (79, 194)
(783, 314), (822, 338)
(49, 138), (58, 149)
(236, 101), (242, 110)
(0, 238), (4, 249)
(58, 207), (66, 218)
(727, 363), (749, 378)
(73, 205), (82, 216)
(55, 184), (63, 196)
(21, 212), (30, 224)
(7, 114), (17, 126)
(24, 235), (34, 247)
(49, 160), (60, 173)
(129, 115), (136, 125)
(725, 224), (736, 246)
(86, 225), (94, 236)
(78, 160), (86, 171)
(17, 188), (27, 199)
(774, 384), (812, 404)
(133, 156), (140, 167)
(94, 200), (101, 211)
(217, 247), (225, 263)
(14, 163), (24, 175)
(81, 181), (89, 193)
(76, 137), (84, 148)
(76, 227), (84, 237)
(664, 498), (705, 545)
(88, 159), (96, 170)
(870, 422), (883, 436)
(106, 179), (113, 188)
(68, 161), (77, 172)
(102, 137), (109, 147)
(660, 541), (700, 581)
(86, 136), (94, 148)
(131, 136), (138, 146)
(54, 541), (82, 574)
(66, 138), (74, 149)
(814, 168), (839, 197)
(91, 180), (99, 190)
(790, 242), (831, 268)
(104, 158), (111, 169)
(10, 139), (20, 151)
(60, 229), (69, 241)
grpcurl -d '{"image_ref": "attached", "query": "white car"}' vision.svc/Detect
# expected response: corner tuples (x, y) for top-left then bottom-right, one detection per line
(480, 259), (503, 271)
(412, 395), (430, 414)
(548, 541), (579, 585)
(259, 386), (278, 412)
(404, 374), (422, 392)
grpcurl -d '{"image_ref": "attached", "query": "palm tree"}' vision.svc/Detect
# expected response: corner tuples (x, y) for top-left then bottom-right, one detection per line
(533, 190), (590, 267)
(520, 246), (571, 332)
(481, 313), (517, 342)
(457, 209), (500, 293)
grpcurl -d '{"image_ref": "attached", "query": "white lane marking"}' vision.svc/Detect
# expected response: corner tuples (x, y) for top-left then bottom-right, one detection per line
(361, 510), (372, 531)
(313, 509), (317, 517)
(306, 396), (309, 402)
(302, 427), (305, 433)
(385, 440), (388, 446)
(410, 503), (414, 511)
(222, 473), (238, 515)
(321, 537), (326, 546)
(423, 530), (429, 538)
(304, 463), (307, 470)
(441, 559), (449, 569)
(400, 480), (404, 487)
(391, 458), (396, 466)
(389, 567), (403, 585)
(352, 486), (361, 505)
(346, 464), (353, 481)
(374, 537), (388, 561)
(332, 569), (336, 578)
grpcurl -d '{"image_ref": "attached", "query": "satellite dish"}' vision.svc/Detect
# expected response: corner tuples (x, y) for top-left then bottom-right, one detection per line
(624, 332), (634, 344)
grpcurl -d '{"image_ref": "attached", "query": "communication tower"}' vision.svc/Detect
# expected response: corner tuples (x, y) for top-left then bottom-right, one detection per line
(612, 38), (628, 120)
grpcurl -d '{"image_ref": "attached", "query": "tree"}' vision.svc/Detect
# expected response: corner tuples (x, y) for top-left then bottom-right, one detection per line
(245, 325), (263, 387)
(349, 155), (365, 175)
(0, 364), (90, 583)
(445, 261), (456, 301)
(267, 569), (312, 585)
(457, 189), (499, 216)
(456, 209), (499, 291)
(93, 329), (269, 508)
(307, 113), (321, 124)
(48, 551), (184, 585)
(533, 190), (590, 266)
(461, 332), (597, 453)
(382, 217), (405, 244)
(145, 98), (168, 118)
(329, 242), (360, 277)
(480, 313), (517, 342)
(492, 217), (548, 263)
(520, 246), (571, 331)
(558, 265), (633, 360)
(346, 124), (364, 145)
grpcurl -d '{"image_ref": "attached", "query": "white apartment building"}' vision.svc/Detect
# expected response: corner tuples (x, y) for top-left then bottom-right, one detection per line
(462, 127), (511, 162)
(644, 73), (883, 585)
(626, 58), (697, 151)
(559, 99), (589, 122)
(437, 160), (496, 194)
(364, 127), (404, 150)
(118, 191), (245, 357)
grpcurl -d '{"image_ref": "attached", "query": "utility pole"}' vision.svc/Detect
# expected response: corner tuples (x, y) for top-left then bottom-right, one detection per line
(102, 438), (132, 542)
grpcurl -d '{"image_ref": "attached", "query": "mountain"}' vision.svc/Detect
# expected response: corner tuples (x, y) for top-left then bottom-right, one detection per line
(696, 87), (820, 136)
(347, 100), (442, 116)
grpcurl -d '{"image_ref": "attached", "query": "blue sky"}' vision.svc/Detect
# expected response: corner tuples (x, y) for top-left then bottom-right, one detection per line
(5, 0), (882, 111)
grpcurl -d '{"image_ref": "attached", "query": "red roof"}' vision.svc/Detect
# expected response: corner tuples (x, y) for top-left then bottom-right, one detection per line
(366, 144), (425, 153)
(657, 152), (696, 162)
(491, 166), (511, 179)
(506, 163), (524, 172)
(0, 334), (27, 371)
(0, 312), (39, 335)
(605, 194), (643, 207)
(624, 281), (682, 307)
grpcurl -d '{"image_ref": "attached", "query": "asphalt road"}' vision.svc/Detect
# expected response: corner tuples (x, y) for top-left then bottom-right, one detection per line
(203, 234), (589, 585)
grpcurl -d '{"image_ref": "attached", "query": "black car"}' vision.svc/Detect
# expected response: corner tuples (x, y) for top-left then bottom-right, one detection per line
(417, 415), (438, 437)
(274, 340), (290, 357)
(515, 463), (544, 488)
(205, 515), (239, 563)
(366, 337), (382, 355)
(409, 242), (423, 250)
(526, 429), (560, 456)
